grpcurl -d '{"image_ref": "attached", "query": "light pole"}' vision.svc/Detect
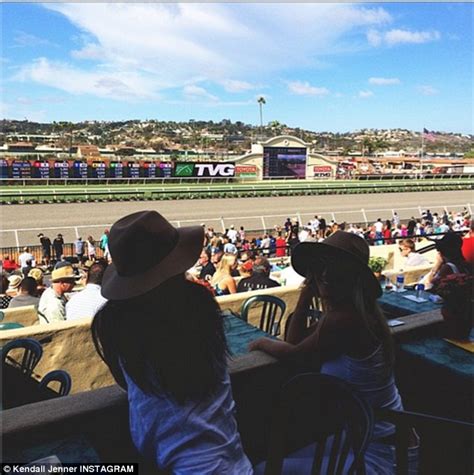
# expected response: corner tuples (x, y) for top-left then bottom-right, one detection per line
(257, 96), (266, 137)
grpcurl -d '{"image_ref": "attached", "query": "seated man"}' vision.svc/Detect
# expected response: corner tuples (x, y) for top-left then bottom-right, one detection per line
(8, 276), (40, 309)
(237, 257), (280, 292)
(38, 266), (76, 324)
(399, 239), (429, 267)
(198, 249), (216, 281)
(66, 262), (108, 320)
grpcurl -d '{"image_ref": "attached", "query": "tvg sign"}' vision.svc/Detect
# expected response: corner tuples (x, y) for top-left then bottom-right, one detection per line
(174, 162), (235, 177)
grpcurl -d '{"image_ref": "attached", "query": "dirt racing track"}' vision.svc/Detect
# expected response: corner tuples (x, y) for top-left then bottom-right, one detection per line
(0, 190), (472, 248)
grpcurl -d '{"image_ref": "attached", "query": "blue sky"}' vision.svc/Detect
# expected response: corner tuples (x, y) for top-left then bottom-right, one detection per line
(1, 3), (472, 133)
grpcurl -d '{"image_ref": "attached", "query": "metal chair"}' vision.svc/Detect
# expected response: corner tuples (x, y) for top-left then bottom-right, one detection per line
(263, 373), (374, 475)
(1, 338), (43, 376)
(240, 295), (286, 336)
(0, 322), (24, 331)
(39, 370), (72, 397)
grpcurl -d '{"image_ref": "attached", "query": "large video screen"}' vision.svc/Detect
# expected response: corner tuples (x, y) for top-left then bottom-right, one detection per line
(263, 147), (307, 178)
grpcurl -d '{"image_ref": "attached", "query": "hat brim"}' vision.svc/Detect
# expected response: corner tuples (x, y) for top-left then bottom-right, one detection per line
(291, 241), (382, 299)
(101, 225), (204, 300)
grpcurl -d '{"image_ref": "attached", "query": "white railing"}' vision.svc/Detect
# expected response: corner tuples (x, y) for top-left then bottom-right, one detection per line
(1, 203), (472, 248)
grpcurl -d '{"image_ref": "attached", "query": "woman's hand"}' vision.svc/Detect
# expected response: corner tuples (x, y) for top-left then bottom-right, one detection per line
(248, 338), (267, 352)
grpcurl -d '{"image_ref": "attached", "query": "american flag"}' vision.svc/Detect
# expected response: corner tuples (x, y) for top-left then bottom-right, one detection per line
(423, 128), (437, 142)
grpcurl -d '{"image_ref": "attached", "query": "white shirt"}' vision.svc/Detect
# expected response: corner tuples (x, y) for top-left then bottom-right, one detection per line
(38, 287), (67, 324)
(374, 221), (384, 233)
(223, 242), (237, 254)
(227, 229), (238, 243)
(66, 284), (108, 321)
(405, 252), (429, 267)
(19, 252), (34, 268)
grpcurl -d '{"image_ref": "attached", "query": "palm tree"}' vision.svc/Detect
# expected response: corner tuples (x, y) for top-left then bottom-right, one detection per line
(257, 96), (266, 132)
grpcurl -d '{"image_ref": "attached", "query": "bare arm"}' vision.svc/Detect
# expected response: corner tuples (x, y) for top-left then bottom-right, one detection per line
(223, 275), (237, 294)
(249, 313), (352, 362)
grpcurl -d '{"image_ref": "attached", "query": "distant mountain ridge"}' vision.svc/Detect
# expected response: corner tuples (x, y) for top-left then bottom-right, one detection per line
(1, 119), (472, 155)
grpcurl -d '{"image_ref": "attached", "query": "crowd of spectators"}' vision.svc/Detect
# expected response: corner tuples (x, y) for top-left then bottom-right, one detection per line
(0, 208), (472, 316)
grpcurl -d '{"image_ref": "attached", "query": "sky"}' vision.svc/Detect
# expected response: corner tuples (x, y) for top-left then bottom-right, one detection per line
(1, 3), (472, 134)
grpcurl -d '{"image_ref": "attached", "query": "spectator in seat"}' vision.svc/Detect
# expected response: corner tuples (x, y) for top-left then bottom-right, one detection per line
(66, 262), (108, 320)
(92, 210), (252, 474)
(21, 259), (34, 278)
(211, 254), (237, 295)
(8, 276), (40, 309)
(237, 257), (280, 293)
(211, 248), (224, 267)
(1, 274), (13, 309)
(38, 265), (76, 324)
(398, 239), (429, 267)
(238, 259), (253, 280)
(250, 231), (419, 474)
(28, 268), (47, 296)
(18, 247), (34, 270)
(6, 275), (22, 298)
(424, 232), (471, 289)
(3, 256), (19, 273)
(223, 236), (237, 255)
(198, 249), (216, 281)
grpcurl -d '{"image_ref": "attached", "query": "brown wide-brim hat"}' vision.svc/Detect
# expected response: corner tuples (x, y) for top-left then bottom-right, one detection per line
(102, 210), (204, 300)
(291, 231), (382, 299)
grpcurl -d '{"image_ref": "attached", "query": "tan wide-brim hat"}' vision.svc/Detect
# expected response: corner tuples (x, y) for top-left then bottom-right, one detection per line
(51, 266), (76, 282)
(292, 231), (382, 299)
(101, 210), (204, 300)
(28, 268), (44, 283)
(7, 275), (22, 290)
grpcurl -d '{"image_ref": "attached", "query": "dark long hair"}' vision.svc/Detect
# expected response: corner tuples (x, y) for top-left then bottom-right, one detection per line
(298, 256), (394, 369)
(92, 274), (227, 404)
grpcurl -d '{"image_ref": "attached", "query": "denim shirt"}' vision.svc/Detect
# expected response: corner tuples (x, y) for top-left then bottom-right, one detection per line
(122, 367), (253, 474)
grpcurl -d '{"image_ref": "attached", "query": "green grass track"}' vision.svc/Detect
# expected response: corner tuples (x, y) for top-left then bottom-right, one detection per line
(1, 178), (472, 204)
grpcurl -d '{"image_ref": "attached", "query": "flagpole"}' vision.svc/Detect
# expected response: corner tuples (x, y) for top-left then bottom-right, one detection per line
(420, 128), (424, 178)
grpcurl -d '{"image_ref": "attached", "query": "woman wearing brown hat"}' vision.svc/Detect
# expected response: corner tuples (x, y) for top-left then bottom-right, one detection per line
(250, 231), (418, 474)
(92, 211), (252, 474)
(424, 232), (471, 289)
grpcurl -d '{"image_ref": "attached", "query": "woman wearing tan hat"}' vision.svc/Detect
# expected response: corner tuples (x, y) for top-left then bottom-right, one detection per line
(250, 231), (418, 474)
(92, 211), (252, 474)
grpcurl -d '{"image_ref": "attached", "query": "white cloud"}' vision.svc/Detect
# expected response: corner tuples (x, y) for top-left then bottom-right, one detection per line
(358, 90), (374, 98)
(288, 81), (329, 96)
(368, 77), (400, 86)
(183, 85), (218, 102)
(13, 31), (57, 48)
(16, 58), (160, 101)
(367, 28), (440, 47)
(219, 79), (257, 93)
(13, 3), (392, 102)
(417, 85), (439, 96)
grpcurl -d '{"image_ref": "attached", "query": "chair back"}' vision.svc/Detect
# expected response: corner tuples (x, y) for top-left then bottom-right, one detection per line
(39, 370), (72, 396)
(0, 322), (24, 331)
(1, 338), (43, 376)
(240, 295), (286, 336)
(264, 373), (373, 475)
